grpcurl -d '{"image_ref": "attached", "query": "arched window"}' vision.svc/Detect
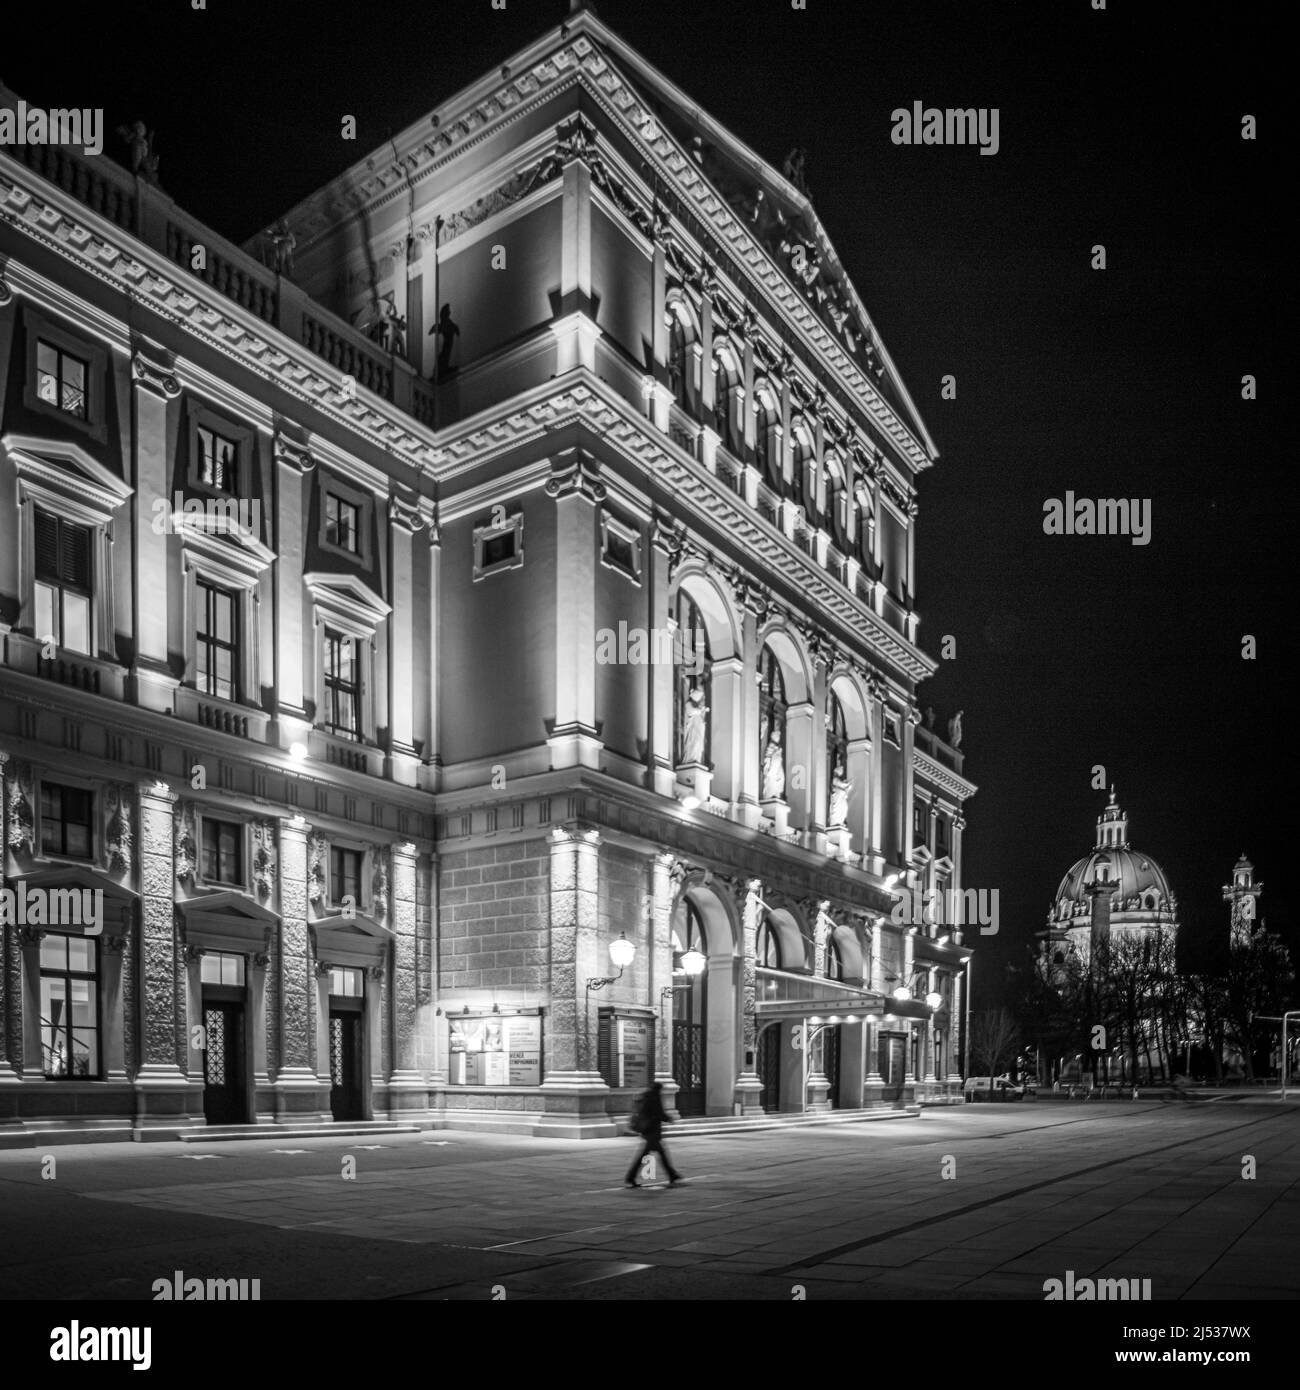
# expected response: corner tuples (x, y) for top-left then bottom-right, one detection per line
(825, 690), (849, 824)
(673, 589), (712, 768)
(825, 452), (848, 548)
(826, 936), (844, 982)
(668, 311), (689, 410)
(757, 645), (787, 801)
(712, 349), (741, 455)
(791, 423), (815, 509)
(757, 919), (782, 968)
(754, 389), (779, 490)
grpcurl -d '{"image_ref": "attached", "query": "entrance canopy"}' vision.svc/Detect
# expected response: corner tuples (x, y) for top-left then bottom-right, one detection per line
(755, 966), (884, 1024)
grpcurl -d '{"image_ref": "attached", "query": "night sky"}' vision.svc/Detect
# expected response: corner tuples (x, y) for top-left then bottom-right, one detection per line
(7, 1), (1290, 1003)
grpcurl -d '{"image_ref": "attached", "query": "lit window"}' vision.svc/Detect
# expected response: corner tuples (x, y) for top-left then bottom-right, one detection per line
(36, 340), (88, 419)
(40, 934), (99, 1078)
(325, 494), (361, 554)
(196, 579), (239, 701)
(34, 509), (92, 656)
(324, 628), (361, 739)
(201, 818), (243, 884)
(197, 425), (239, 493)
(329, 967), (363, 997)
(200, 952), (246, 987)
(40, 783), (93, 859)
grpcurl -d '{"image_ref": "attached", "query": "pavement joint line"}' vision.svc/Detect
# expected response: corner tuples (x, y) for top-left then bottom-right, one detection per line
(775, 1105), (1300, 1275)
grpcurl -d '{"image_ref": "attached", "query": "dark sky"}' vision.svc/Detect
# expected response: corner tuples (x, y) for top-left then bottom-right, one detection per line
(8, 1), (1291, 1003)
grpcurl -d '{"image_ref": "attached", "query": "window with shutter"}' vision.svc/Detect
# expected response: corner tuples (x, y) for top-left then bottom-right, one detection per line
(33, 509), (93, 655)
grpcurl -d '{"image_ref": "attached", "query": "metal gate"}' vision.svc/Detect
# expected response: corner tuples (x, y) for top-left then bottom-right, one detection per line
(672, 1020), (705, 1117)
(822, 1024), (842, 1108)
(202, 1002), (246, 1125)
(758, 1024), (781, 1112)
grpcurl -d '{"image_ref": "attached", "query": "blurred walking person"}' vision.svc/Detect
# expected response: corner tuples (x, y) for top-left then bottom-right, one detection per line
(625, 1081), (683, 1188)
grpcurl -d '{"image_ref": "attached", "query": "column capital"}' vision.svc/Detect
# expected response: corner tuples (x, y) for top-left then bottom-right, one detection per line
(273, 431), (317, 474)
(545, 453), (606, 503)
(131, 341), (181, 400)
(0, 271), (12, 306)
(136, 778), (178, 805)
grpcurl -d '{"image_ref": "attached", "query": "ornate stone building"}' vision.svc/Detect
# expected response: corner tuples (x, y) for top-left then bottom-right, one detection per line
(0, 7), (974, 1142)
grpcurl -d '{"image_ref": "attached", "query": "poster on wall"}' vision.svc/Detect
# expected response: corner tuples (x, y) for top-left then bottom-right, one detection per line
(505, 1014), (542, 1086)
(618, 1017), (651, 1089)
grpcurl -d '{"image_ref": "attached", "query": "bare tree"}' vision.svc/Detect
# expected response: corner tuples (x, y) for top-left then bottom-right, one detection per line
(968, 1008), (1019, 1082)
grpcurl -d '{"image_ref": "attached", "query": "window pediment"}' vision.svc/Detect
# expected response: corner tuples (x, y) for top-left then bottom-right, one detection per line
(303, 570), (390, 630)
(4, 432), (133, 520)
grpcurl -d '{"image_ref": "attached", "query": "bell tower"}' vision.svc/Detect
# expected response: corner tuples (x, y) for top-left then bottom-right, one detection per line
(1222, 854), (1262, 947)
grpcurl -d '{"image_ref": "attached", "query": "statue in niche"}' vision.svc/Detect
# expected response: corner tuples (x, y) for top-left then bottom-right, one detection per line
(924, 705), (936, 729)
(948, 710), (964, 750)
(762, 736), (786, 802)
(680, 685), (709, 766)
(429, 302), (460, 378)
(829, 776), (852, 828)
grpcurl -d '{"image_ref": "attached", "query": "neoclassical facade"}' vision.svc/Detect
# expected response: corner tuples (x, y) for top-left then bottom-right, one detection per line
(0, 8), (974, 1142)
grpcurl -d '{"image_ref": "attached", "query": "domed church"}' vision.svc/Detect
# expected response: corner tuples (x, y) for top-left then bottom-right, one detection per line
(1042, 788), (1180, 972)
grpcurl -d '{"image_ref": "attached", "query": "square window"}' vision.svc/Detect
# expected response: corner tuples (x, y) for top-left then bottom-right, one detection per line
(473, 513), (524, 581)
(40, 783), (94, 859)
(600, 514), (641, 583)
(35, 340), (89, 420)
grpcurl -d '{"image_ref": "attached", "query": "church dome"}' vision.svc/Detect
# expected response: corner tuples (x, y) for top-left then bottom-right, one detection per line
(1049, 790), (1177, 922)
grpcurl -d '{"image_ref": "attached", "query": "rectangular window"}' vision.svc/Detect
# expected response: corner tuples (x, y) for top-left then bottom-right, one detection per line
(330, 847), (362, 907)
(935, 815), (950, 855)
(40, 783), (93, 859)
(36, 340), (88, 419)
(913, 801), (928, 841)
(324, 628), (361, 739)
(197, 425), (239, 493)
(196, 579), (240, 701)
(39, 934), (99, 1078)
(201, 818), (243, 885)
(324, 494), (361, 554)
(34, 509), (92, 656)
(200, 952), (246, 987)
(328, 967), (363, 997)
(473, 513), (524, 580)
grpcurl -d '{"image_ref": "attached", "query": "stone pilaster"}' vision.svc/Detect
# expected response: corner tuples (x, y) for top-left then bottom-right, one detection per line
(133, 780), (194, 1132)
(0, 751), (20, 1084)
(250, 950), (272, 1118)
(271, 435), (315, 745)
(274, 815), (328, 1121)
(386, 493), (423, 786)
(867, 919), (884, 1083)
(422, 504), (441, 792)
(733, 880), (764, 1112)
(651, 852), (677, 1106)
(546, 454), (604, 771)
(100, 920), (131, 1084)
(537, 827), (613, 1138)
(387, 841), (429, 1111)
(130, 341), (181, 713)
(648, 517), (678, 799)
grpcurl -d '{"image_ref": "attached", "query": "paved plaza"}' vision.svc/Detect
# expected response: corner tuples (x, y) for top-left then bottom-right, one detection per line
(1, 1098), (1296, 1301)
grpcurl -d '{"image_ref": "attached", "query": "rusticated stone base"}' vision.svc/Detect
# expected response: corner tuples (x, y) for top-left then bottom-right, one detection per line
(733, 1071), (765, 1116)
(132, 1065), (204, 1137)
(533, 1071), (617, 1139)
(271, 1067), (330, 1124)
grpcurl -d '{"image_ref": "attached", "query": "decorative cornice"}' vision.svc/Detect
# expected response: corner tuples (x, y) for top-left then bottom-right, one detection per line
(912, 747), (977, 803)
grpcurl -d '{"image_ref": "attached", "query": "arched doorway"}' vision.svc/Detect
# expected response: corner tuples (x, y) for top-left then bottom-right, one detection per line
(670, 882), (739, 1117)
(756, 920), (783, 1111)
